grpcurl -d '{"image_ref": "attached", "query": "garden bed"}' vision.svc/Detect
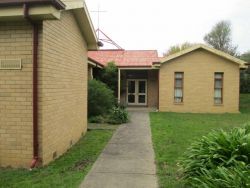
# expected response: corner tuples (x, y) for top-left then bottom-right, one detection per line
(150, 94), (250, 188)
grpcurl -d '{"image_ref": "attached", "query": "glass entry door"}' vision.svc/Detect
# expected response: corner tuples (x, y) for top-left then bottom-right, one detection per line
(127, 79), (147, 105)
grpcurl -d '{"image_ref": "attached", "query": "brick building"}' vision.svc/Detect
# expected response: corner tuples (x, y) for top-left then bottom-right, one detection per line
(88, 45), (247, 113)
(0, 0), (98, 168)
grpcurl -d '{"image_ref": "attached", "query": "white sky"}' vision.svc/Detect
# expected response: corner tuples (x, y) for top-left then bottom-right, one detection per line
(85, 0), (250, 56)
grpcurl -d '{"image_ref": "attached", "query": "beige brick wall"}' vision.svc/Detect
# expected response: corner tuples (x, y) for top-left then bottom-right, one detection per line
(147, 70), (158, 108)
(88, 65), (93, 80)
(0, 22), (34, 167)
(40, 11), (88, 165)
(159, 49), (240, 113)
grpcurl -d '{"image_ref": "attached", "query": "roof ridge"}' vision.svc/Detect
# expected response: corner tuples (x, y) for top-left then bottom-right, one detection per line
(161, 44), (247, 68)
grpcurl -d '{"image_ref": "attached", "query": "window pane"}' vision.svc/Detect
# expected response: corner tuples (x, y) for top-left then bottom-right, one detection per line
(128, 94), (135, 103)
(128, 81), (135, 93)
(214, 98), (222, 104)
(175, 79), (182, 88)
(214, 88), (222, 98)
(215, 80), (222, 88)
(175, 97), (182, 103)
(175, 73), (183, 78)
(138, 95), (146, 103)
(175, 88), (183, 97)
(215, 73), (223, 79)
(139, 81), (146, 93)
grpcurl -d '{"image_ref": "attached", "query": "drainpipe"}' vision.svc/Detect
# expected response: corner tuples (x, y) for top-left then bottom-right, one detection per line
(23, 3), (39, 169)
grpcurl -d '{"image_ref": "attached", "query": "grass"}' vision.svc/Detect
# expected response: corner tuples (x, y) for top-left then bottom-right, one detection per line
(150, 94), (250, 188)
(240, 93), (250, 113)
(0, 129), (114, 188)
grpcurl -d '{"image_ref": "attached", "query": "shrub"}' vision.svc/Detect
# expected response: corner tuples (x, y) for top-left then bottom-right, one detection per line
(88, 115), (105, 123)
(179, 125), (250, 187)
(107, 106), (129, 124)
(240, 69), (250, 93)
(188, 162), (249, 188)
(96, 62), (118, 96)
(88, 79), (115, 117)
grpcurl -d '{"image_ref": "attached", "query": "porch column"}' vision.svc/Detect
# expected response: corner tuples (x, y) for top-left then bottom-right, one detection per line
(118, 68), (121, 104)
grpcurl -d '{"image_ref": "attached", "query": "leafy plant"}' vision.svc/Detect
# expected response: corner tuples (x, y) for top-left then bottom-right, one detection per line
(88, 79), (115, 117)
(179, 124), (250, 187)
(99, 62), (118, 96)
(187, 162), (249, 188)
(88, 115), (105, 123)
(107, 106), (129, 124)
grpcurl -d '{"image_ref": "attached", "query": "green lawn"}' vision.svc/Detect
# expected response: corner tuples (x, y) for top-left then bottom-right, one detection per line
(0, 129), (114, 188)
(150, 94), (250, 188)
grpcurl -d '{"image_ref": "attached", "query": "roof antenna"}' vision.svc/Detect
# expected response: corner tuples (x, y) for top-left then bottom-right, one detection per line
(91, 4), (123, 49)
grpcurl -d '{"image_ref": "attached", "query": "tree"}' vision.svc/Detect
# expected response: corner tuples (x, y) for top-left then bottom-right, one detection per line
(163, 42), (196, 57)
(241, 51), (250, 63)
(204, 20), (237, 56)
(240, 51), (250, 93)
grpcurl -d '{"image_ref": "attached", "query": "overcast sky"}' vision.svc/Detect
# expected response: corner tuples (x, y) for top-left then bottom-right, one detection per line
(85, 0), (250, 56)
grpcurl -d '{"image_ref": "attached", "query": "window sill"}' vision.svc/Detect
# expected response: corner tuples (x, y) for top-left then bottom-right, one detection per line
(214, 103), (223, 106)
(174, 102), (184, 105)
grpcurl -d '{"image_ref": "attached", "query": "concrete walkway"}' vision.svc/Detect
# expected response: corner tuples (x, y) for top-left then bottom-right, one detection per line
(80, 111), (158, 188)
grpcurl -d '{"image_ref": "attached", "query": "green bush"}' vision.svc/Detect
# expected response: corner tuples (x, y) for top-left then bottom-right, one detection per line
(188, 162), (249, 188)
(95, 62), (118, 96)
(88, 79), (115, 117)
(179, 125), (250, 187)
(107, 106), (129, 124)
(88, 115), (105, 123)
(240, 69), (250, 93)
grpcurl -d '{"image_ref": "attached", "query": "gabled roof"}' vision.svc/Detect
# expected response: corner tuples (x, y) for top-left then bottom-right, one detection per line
(161, 44), (247, 68)
(88, 50), (160, 67)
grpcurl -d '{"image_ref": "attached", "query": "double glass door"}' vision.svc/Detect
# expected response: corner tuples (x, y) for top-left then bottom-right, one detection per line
(127, 79), (147, 105)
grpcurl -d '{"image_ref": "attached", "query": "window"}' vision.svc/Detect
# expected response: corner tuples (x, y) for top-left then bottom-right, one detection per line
(174, 72), (184, 103)
(214, 72), (223, 104)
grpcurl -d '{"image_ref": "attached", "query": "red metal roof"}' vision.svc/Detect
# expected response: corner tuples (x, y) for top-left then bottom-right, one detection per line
(88, 50), (159, 67)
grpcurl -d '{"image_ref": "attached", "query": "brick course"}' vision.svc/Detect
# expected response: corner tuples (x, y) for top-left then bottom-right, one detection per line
(159, 49), (240, 113)
(0, 22), (33, 167)
(0, 10), (88, 167)
(40, 11), (88, 165)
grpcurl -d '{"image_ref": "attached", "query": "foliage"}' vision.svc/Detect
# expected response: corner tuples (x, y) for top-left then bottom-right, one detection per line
(0, 130), (114, 188)
(150, 94), (250, 188)
(107, 106), (129, 124)
(204, 20), (238, 56)
(241, 51), (250, 63)
(240, 70), (250, 93)
(88, 79), (115, 117)
(185, 162), (249, 188)
(163, 42), (196, 57)
(179, 125), (250, 187)
(240, 51), (250, 93)
(88, 115), (105, 123)
(99, 62), (118, 95)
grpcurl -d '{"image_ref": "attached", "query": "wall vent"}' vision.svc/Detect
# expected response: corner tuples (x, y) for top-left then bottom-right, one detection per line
(0, 59), (22, 70)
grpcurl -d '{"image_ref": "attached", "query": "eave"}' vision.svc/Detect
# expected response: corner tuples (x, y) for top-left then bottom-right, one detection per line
(0, 5), (62, 21)
(71, 2), (98, 50)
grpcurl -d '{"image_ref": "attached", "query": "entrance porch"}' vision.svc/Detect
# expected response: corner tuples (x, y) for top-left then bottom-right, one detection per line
(118, 68), (159, 108)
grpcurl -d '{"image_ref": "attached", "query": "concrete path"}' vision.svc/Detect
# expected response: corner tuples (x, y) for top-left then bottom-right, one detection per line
(80, 111), (158, 188)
